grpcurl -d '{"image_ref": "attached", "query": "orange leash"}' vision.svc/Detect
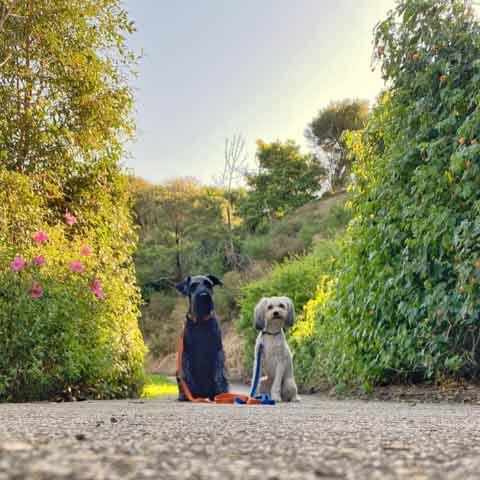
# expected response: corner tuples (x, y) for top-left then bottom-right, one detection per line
(177, 335), (211, 403)
(176, 335), (261, 405)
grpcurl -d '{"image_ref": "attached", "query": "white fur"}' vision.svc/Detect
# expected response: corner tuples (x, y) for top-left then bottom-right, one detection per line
(251, 297), (300, 402)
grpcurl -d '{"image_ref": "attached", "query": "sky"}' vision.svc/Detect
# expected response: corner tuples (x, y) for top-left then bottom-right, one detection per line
(122, 0), (396, 184)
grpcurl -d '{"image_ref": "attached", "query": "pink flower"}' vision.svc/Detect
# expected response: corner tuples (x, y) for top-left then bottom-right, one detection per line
(11, 256), (26, 272)
(68, 261), (85, 273)
(32, 255), (46, 266)
(94, 289), (105, 300)
(80, 245), (92, 257)
(90, 279), (105, 300)
(30, 281), (43, 298)
(33, 231), (49, 244)
(64, 212), (77, 226)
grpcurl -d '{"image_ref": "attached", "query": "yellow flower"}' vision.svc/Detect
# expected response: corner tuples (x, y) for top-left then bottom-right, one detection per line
(292, 276), (334, 341)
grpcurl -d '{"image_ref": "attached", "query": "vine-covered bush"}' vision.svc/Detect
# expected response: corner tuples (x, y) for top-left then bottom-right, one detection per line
(309, 0), (480, 388)
(0, 171), (146, 401)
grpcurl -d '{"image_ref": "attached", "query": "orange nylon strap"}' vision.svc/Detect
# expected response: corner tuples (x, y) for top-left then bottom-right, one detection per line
(214, 393), (261, 404)
(214, 393), (248, 403)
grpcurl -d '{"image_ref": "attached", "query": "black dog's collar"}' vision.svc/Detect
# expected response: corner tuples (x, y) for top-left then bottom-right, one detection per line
(186, 312), (215, 323)
(261, 330), (282, 336)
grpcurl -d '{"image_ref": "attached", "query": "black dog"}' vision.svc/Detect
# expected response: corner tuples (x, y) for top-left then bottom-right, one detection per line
(175, 274), (229, 400)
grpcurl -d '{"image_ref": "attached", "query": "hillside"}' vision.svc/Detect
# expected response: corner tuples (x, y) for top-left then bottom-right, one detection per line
(139, 191), (350, 378)
(242, 191), (349, 263)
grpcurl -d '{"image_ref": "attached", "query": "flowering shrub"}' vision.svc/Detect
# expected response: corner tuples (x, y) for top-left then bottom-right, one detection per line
(288, 276), (335, 391)
(0, 170), (146, 401)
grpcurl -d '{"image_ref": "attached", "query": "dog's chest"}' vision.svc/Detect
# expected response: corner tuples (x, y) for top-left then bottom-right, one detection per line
(184, 319), (220, 369)
(261, 334), (288, 375)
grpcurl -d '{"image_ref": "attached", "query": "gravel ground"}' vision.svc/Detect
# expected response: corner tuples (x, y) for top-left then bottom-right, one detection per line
(1, 394), (480, 480)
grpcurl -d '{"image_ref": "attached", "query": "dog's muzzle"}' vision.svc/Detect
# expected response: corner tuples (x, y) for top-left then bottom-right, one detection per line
(192, 291), (214, 319)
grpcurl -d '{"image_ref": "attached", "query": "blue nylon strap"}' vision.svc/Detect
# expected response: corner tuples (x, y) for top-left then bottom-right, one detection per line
(255, 394), (275, 405)
(232, 394), (275, 405)
(249, 342), (263, 398)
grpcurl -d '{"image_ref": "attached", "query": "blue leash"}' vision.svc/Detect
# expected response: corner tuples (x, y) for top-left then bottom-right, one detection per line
(249, 343), (263, 397)
(233, 341), (275, 405)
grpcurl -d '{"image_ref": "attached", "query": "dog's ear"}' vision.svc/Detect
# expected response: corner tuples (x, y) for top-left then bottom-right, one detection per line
(254, 297), (268, 331)
(206, 274), (223, 287)
(284, 297), (296, 328)
(175, 276), (191, 296)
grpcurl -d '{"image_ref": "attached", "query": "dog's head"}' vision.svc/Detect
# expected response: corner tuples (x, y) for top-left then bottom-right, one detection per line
(176, 274), (223, 320)
(254, 296), (295, 333)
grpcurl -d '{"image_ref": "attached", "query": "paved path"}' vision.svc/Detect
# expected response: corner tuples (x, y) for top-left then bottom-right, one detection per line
(1, 395), (479, 479)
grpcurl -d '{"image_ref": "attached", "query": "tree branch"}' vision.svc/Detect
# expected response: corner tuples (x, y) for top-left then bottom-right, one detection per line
(0, 0), (19, 33)
(0, 52), (11, 68)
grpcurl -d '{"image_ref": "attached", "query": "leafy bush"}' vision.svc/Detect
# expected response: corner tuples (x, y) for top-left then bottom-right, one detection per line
(308, 0), (480, 389)
(242, 236), (275, 261)
(0, 170), (146, 402)
(235, 241), (338, 387)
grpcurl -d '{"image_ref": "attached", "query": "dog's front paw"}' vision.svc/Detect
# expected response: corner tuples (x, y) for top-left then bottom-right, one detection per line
(271, 392), (282, 403)
(292, 395), (301, 402)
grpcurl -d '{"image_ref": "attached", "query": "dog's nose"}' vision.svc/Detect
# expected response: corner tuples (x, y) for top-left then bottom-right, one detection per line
(273, 310), (280, 318)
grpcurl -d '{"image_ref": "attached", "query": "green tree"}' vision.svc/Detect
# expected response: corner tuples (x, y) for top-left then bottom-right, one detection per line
(312, 0), (480, 387)
(133, 178), (229, 284)
(240, 140), (325, 232)
(0, 0), (136, 177)
(306, 99), (369, 192)
(0, 0), (146, 400)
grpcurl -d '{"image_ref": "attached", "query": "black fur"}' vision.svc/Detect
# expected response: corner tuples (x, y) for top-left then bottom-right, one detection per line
(176, 275), (229, 400)
(177, 316), (229, 400)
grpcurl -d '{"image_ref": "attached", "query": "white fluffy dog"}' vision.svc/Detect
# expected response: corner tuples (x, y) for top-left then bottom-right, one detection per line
(251, 297), (300, 402)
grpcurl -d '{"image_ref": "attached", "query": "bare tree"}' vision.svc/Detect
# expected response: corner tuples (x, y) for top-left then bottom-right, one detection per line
(214, 133), (249, 268)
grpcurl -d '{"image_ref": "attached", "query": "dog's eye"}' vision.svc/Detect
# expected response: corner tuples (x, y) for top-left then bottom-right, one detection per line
(267, 305), (273, 310)
(279, 303), (285, 309)
(190, 282), (199, 291)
